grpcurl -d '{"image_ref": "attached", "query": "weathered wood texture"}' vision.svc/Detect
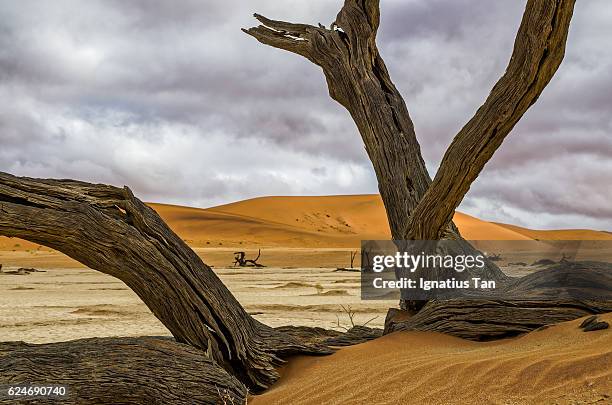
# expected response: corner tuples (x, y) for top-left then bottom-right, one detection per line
(323, 326), (383, 346)
(0, 337), (247, 405)
(0, 172), (330, 390)
(276, 325), (382, 347)
(385, 262), (612, 340)
(385, 299), (611, 341)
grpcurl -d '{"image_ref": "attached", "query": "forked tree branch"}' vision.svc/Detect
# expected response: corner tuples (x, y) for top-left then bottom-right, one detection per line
(406, 0), (576, 239)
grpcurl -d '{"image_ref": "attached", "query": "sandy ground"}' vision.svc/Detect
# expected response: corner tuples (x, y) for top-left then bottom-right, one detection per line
(251, 314), (612, 405)
(0, 250), (393, 343)
(1, 249), (610, 405)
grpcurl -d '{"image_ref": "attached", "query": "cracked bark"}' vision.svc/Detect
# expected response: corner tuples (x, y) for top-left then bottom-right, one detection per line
(0, 172), (330, 392)
(0, 338), (248, 405)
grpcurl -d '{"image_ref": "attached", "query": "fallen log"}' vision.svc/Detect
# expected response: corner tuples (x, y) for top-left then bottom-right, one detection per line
(0, 337), (247, 405)
(385, 300), (611, 341)
(275, 325), (382, 347)
(0, 172), (330, 390)
(385, 260), (612, 340)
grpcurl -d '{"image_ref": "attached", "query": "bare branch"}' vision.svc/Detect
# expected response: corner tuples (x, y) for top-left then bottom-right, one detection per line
(406, 0), (576, 240)
(362, 316), (379, 328)
(245, 1), (442, 240)
(241, 26), (310, 60)
(253, 13), (313, 37)
(242, 14), (320, 61)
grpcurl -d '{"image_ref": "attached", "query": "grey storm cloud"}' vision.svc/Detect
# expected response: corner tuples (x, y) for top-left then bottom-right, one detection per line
(0, 0), (610, 230)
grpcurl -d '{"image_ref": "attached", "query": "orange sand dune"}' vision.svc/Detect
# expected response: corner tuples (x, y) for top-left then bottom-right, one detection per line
(150, 195), (537, 247)
(2, 194), (610, 250)
(148, 203), (342, 248)
(208, 195), (390, 238)
(251, 314), (612, 404)
(494, 222), (612, 241)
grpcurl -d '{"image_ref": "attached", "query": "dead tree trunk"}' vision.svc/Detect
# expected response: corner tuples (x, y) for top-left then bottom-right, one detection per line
(0, 172), (329, 391)
(0, 338), (248, 405)
(244, 3), (447, 241)
(233, 250), (265, 267)
(245, 0), (587, 330)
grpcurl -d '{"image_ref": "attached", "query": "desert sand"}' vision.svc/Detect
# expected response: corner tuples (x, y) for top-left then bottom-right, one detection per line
(1, 194), (611, 404)
(0, 258), (390, 343)
(251, 314), (612, 405)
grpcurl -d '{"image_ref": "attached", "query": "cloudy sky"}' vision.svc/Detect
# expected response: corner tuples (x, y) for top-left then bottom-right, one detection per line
(0, 0), (610, 231)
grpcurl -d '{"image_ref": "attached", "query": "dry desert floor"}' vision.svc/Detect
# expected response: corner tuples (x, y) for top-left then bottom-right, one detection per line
(0, 249), (392, 343)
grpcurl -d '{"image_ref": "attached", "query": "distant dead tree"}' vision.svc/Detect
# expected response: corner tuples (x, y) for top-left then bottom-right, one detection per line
(487, 253), (503, 262)
(333, 251), (360, 272)
(349, 251), (357, 268)
(233, 249), (265, 268)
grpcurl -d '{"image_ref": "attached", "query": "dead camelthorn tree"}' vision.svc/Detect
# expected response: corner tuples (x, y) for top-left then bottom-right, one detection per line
(233, 250), (265, 267)
(1, 1), (610, 403)
(333, 251), (360, 272)
(244, 0), (609, 332)
(244, 0), (585, 310)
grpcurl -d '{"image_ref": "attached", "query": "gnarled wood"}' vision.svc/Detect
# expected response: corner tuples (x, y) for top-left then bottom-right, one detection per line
(0, 337), (247, 405)
(0, 172), (331, 390)
(276, 325), (382, 347)
(245, 0), (579, 319)
(244, 0), (455, 240)
(385, 299), (611, 341)
(245, 0), (575, 242)
(385, 262), (612, 340)
(406, 0), (576, 239)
